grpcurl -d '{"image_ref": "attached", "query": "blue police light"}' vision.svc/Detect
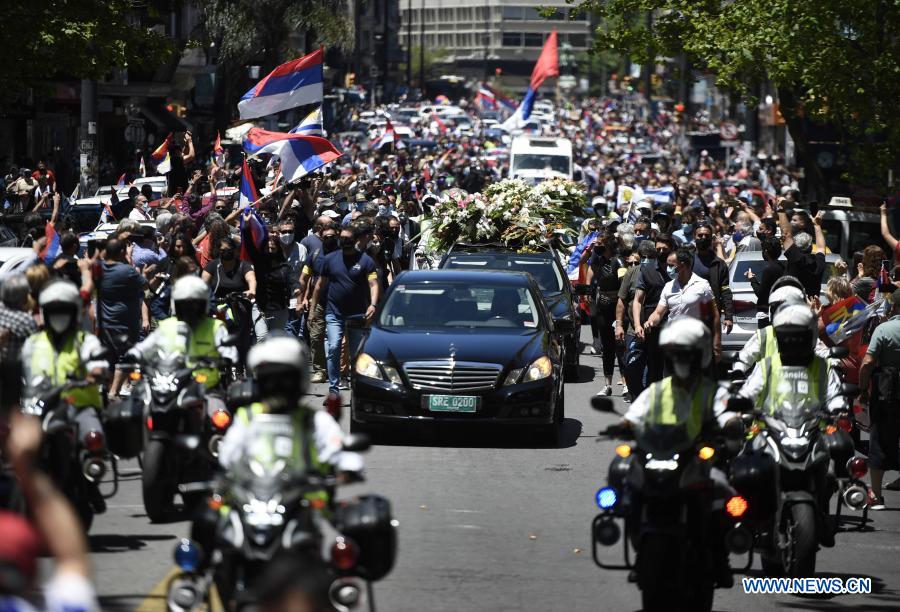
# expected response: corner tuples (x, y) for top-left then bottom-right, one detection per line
(596, 487), (617, 509)
(174, 538), (201, 572)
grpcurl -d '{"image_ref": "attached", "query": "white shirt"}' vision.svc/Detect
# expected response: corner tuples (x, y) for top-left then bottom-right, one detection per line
(660, 273), (714, 321)
(127, 320), (239, 365)
(128, 206), (151, 221)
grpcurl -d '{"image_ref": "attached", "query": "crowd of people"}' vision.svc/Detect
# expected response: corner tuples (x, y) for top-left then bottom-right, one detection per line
(0, 90), (899, 606)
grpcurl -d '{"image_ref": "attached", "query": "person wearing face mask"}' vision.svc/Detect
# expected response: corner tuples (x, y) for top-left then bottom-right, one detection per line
(643, 248), (722, 365)
(275, 219), (307, 315)
(616, 240), (658, 400)
(692, 223), (734, 335)
(128, 194), (153, 221)
(395, 203), (421, 270)
(672, 210), (697, 246)
(309, 223), (379, 398)
(22, 281), (111, 510)
(201, 235), (267, 346)
(299, 226), (339, 383)
(633, 234), (676, 384)
(585, 231), (625, 396)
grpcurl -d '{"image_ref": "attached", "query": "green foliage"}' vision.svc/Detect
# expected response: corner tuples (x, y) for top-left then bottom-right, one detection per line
(579, 0), (900, 187)
(408, 46), (450, 81)
(203, 0), (352, 68)
(0, 0), (172, 110)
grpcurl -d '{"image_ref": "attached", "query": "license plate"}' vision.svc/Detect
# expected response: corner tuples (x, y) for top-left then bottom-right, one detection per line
(424, 395), (479, 413)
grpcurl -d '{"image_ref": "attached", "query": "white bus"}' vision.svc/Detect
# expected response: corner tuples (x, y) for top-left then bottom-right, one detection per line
(509, 136), (573, 183)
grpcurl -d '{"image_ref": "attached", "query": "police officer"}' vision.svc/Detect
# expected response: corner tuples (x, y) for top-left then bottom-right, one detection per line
(733, 285), (807, 374)
(21, 281), (109, 508)
(736, 303), (844, 414)
(218, 335), (363, 483)
(127, 275), (237, 416)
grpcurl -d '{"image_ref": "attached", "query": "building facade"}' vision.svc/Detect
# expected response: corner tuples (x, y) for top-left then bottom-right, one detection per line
(400, 0), (590, 81)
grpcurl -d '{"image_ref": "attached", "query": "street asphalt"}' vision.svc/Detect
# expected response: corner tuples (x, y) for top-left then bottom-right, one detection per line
(86, 327), (900, 611)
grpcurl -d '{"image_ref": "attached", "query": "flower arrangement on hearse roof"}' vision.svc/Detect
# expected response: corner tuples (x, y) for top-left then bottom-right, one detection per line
(425, 178), (584, 253)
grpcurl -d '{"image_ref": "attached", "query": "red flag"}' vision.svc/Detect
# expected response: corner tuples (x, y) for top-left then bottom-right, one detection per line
(529, 30), (559, 91)
(151, 133), (172, 162)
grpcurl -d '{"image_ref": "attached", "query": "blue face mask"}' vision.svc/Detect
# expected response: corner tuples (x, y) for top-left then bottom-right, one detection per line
(634, 234), (649, 243)
(733, 231), (744, 243)
(667, 265), (678, 279)
(681, 223), (694, 235)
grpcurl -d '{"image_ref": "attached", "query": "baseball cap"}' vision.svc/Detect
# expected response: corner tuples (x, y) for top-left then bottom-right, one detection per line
(321, 210), (341, 219)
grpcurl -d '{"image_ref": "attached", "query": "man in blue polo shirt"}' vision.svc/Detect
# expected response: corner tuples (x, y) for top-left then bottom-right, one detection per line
(309, 222), (379, 396)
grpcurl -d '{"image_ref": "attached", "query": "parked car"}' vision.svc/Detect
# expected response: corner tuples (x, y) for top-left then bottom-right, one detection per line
(351, 270), (565, 444)
(438, 244), (580, 380)
(820, 208), (884, 261)
(724, 251), (842, 359)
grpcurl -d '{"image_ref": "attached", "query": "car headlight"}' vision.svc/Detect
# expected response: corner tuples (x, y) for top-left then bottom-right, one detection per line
(504, 356), (553, 385)
(523, 356), (553, 382)
(355, 353), (383, 380)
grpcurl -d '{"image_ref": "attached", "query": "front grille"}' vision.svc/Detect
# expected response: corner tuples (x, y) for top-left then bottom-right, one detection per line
(403, 361), (502, 392)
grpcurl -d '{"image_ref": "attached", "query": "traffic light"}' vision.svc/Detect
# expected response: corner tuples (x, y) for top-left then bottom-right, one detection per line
(673, 103), (685, 124)
(345, 73), (356, 88)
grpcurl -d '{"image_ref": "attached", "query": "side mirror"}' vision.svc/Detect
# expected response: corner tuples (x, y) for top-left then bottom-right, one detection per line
(591, 396), (616, 413)
(727, 396), (754, 414)
(829, 346), (849, 359)
(840, 383), (860, 398)
(722, 417), (745, 441)
(226, 379), (257, 410)
(342, 434), (371, 453)
(573, 284), (592, 297)
(553, 316), (576, 334)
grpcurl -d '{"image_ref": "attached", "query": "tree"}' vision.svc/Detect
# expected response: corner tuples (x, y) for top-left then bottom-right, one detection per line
(0, 0), (172, 110)
(579, 0), (900, 198)
(407, 46), (450, 84)
(202, 0), (352, 132)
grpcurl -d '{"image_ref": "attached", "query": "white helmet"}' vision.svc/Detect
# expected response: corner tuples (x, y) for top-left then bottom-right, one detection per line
(247, 335), (311, 404)
(772, 303), (818, 364)
(767, 285), (805, 319)
(659, 318), (712, 379)
(39, 281), (81, 335)
(171, 276), (209, 326)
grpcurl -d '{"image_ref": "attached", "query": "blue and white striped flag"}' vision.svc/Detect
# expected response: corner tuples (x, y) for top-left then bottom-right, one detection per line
(290, 106), (326, 137)
(644, 186), (675, 206)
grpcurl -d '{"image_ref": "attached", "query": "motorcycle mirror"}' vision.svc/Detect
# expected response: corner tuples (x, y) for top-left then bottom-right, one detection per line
(342, 434), (371, 453)
(840, 382), (860, 397)
(591, 396), (617, 413)
(226, 380), (257, 410)
(722, 417), (745, 441)
(175, 434), (202, 451)
(829, 346), (849, 359)
(727, 396), (754, 413)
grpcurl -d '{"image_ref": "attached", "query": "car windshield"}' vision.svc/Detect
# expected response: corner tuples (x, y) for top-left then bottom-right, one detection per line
(512, 154), (569, 175)
(379, 282), (540, 329)
(442, 254), (564, 292)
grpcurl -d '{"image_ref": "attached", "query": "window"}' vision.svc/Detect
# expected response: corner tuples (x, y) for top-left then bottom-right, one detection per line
(523, 32), (544, 47)
(502, 32), (522, 46)
(502, 7), (523, 20)
(522, 7), (541, 20)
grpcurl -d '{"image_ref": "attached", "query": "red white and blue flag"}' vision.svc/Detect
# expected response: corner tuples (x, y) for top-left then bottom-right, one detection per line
(151, 134), (171, 162)
(430, 114), (448, 135)
(476, 84), (517, 115)
(240, 208), (268, 263)
(290, 106), (325, 137)
(239, 158), (260, 209)
(40, 222), (61, 265)
(242, 128), (342, 182)
(503, 30), (559, 130)
(115, 173), (127, 188)
(239, 49), (324, 120)
(369, 119), (396, 150)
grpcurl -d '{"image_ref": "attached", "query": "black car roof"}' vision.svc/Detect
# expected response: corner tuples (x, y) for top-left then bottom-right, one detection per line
(448, 242), (554, 255)
(395, 269), (537, 287)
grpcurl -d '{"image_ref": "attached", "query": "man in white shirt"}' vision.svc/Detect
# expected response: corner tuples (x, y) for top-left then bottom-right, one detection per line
(643, 247), (722, 361)
(128, 194), (153, 220)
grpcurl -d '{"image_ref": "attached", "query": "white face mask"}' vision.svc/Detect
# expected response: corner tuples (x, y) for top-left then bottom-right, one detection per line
(47, 313), (73, 335)
(278, 232), (294, 246)
(672, 361), (692, 380)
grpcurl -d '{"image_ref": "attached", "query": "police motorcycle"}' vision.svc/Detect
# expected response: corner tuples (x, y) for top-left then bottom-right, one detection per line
(165, 415), (396, 612)
(124, 345), (235, 523)
(589, 320), (746, 612)
(724, 301), (870, 578)
(21, 377), (119, 531)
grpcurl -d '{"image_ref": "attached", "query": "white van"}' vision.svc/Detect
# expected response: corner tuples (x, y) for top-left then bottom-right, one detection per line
(509, 136), (573, 183)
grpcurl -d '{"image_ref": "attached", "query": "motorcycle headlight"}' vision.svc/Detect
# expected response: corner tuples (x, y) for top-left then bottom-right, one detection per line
(522, 356), (552, 382)
(354, 353), (383, 380)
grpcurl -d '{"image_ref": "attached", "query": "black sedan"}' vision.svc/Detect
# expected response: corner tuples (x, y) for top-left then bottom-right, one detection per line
(438, 245), (580, 381)
(350, 270), (565, 444)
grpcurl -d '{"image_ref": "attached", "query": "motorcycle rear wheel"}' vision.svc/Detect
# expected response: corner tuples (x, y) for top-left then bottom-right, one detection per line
(142, 439), (175, 522)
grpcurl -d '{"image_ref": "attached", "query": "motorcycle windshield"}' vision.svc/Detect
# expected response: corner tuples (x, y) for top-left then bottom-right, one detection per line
(634, 424), (693, 457)
(771, 396), (820, 429)
(228, 414), (310, 499)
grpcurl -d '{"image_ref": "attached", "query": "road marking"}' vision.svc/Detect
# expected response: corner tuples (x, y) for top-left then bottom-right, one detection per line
(453, 524), (483, 530)
(136, 567), (224, 612)
(447, 508), (481, 514)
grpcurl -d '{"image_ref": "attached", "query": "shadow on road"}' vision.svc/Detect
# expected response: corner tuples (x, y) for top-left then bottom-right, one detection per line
(90, 532), (177, 553)
(369, 418), (583, 450)
(98, 594), (159, 611)
(574, 364), (596, 383)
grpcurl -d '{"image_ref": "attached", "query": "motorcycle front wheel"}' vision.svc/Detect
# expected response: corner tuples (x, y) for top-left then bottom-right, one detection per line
(142, 439), (175, 522)
(786, 503), (817, 577)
